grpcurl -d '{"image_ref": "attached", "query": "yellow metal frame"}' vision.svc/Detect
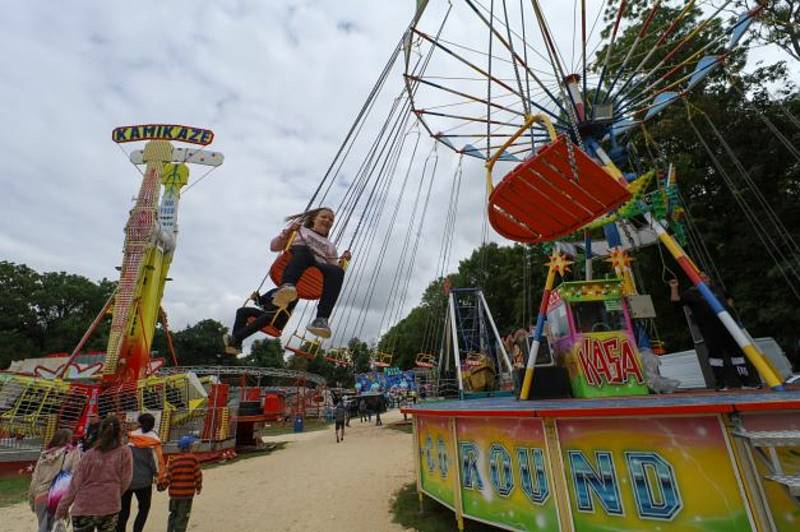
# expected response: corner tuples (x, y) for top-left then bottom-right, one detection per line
(485, 113), (558, 196)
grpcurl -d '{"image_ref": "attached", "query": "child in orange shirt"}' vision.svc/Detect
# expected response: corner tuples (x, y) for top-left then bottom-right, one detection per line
(164, 436), (202, 532)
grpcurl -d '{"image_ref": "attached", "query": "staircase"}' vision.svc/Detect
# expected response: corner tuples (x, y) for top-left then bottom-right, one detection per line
(733, 428), (800, 498)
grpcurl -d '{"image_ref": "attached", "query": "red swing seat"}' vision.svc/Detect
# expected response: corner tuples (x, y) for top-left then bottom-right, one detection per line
(415, 353), (436, 368)
(245, 317), (282, 338)
(488, 135), (632, 243)
(285, 345), (317, 360)
(269, 250), (324, 300)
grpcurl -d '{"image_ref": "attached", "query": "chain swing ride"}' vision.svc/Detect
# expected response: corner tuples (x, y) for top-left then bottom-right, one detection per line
(3, 1), (800, 529)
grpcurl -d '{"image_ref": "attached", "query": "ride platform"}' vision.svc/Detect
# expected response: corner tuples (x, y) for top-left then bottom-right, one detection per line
(403, 389), (800, 531)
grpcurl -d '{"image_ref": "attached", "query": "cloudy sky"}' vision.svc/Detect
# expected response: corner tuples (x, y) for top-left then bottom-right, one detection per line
(1, 1), (795, 354)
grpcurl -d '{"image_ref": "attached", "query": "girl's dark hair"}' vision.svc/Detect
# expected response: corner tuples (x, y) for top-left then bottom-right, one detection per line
(284, 207), (334, 229)
(48, 429), (73, 449)
(95, 415), (123, 452)
(138, 413), (156, 433)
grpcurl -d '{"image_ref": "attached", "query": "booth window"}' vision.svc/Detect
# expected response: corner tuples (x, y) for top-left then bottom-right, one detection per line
(571, 301), (625, 333)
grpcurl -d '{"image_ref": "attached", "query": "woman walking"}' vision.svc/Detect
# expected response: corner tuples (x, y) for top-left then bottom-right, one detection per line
(29, 429), (81, 532)
(56, 415), (132, 532)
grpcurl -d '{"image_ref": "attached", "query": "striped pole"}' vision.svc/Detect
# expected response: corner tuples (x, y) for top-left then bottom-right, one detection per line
(645, 213), (784, 390)
(520, 252), (572, 400)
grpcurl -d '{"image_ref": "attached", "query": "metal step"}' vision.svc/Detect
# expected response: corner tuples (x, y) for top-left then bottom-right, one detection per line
(732, 430), (800, 447)
(766, 475), (800, 496)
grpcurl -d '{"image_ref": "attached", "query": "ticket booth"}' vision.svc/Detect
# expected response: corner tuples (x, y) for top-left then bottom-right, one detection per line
(546, 279), (648, 398)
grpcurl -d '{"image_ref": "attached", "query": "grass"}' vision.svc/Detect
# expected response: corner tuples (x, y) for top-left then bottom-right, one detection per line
(391, 482), (500, 532)
(386, 420), (413, 434)
(0, 475), (29, 508)
(260, 417), (330, 436)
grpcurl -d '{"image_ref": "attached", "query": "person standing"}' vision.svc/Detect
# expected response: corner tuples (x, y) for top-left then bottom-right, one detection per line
(670, 278), (761, 389)
(165, 436), (202, 532)
(117, 413), (163, 532)
(81, 414), (102, 451)
(358, 399), (367, 423)
(56, 415), (132, 532)
(334, 400), (347, 443)
(375, 396), (384, 427)
(29, 429), (81, 532)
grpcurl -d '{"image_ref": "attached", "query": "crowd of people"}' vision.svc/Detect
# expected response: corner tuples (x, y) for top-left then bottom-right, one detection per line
(28, 414), (203, 532)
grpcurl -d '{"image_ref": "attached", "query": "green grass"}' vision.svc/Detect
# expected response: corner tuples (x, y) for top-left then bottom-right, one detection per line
(0, 475), (29, 508)
(387, 420), (413, 434)
(260, 417), (330, 436)
(391, 482), (500, 532)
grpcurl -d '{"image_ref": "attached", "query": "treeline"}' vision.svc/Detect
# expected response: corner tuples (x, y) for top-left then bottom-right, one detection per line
(0, 261), (364, 387)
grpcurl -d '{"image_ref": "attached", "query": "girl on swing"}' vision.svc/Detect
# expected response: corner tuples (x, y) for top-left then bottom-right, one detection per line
(224, 207), (349, 354)
(270, 207), (351, 338)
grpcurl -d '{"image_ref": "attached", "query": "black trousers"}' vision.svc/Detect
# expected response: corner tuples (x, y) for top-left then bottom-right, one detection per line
(230, 291), (297, 345)
(281, 245), (344, 319)
(117, 486), (152, 532)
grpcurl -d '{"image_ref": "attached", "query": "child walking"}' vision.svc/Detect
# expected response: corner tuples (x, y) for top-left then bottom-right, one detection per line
(165, 436), (202, 532)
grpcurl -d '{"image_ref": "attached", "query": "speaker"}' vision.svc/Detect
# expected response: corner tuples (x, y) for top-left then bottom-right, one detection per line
(526, 366), (572, 400)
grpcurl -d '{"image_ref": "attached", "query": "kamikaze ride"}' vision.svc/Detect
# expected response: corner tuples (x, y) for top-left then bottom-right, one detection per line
(0, 125), (240, 467)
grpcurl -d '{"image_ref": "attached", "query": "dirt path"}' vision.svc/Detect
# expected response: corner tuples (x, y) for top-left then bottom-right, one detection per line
(4, 410), (416, 531)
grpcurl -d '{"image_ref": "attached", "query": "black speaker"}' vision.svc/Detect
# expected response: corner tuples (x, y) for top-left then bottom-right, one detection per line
(526, 366), (572, 400)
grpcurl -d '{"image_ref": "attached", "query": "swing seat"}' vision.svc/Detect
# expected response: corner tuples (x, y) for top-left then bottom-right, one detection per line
(245, 317), (282, 338)
(415, 353), (436, 368)
(284, 345), (317, 361)
(488, 135), (632, 243)
(269, 250), (323, 300)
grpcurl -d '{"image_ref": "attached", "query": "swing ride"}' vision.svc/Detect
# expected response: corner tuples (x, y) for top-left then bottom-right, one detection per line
(2, 0), (800, 529)
(391, 1), (800, 530)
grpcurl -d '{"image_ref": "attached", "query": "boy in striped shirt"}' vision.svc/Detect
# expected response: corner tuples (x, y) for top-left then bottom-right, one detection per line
(165, 436), (202, 532)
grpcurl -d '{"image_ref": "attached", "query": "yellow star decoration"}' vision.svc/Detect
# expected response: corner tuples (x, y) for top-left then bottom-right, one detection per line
(606, 248), (633, 270)
(546, 251), (573, 276)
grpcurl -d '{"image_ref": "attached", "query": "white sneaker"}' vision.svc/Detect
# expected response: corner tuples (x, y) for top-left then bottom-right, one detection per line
(307, 318), (332, 338)
(222, 334), (240, 356)
(272, 284), (298, 308)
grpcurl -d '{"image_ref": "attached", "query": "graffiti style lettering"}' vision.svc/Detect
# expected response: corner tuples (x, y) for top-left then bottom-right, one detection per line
(517, 447), (549, 505)
(489, 444), (514, 497)
(576, 336), (645, 386)
(625, 452), (682, 520)
(460, 442), (484, 490)
(620, 340), (644, 384)
(569, 450), (623, 515)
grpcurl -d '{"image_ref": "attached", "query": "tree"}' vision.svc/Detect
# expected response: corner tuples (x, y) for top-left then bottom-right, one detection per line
(171, 319), (228, 366)
(244, 338), (285, 368)
(738, 0), (800, 62)
(0, 261), (115, 369)
(349, 337), (372, 374)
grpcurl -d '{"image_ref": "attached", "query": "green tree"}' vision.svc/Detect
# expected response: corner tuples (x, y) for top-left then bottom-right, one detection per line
(244, 338), (285, 368)
(171, 319), (227, 366)
(0, 262), (116, 369)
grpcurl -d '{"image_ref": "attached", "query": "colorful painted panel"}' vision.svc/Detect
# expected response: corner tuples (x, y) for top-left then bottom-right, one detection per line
(417, 416), (456, 508)
(557, 416), (753, 531)
(456, 417), (559, 531)
(742, 412), (800, 531)
(561, 332), (648, 398)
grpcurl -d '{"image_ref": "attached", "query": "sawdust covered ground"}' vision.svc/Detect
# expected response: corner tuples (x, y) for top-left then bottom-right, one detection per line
(3, 409), (415, 531)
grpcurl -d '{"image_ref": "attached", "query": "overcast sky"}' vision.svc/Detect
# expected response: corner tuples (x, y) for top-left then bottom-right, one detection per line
(1, 1), (795, 355)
